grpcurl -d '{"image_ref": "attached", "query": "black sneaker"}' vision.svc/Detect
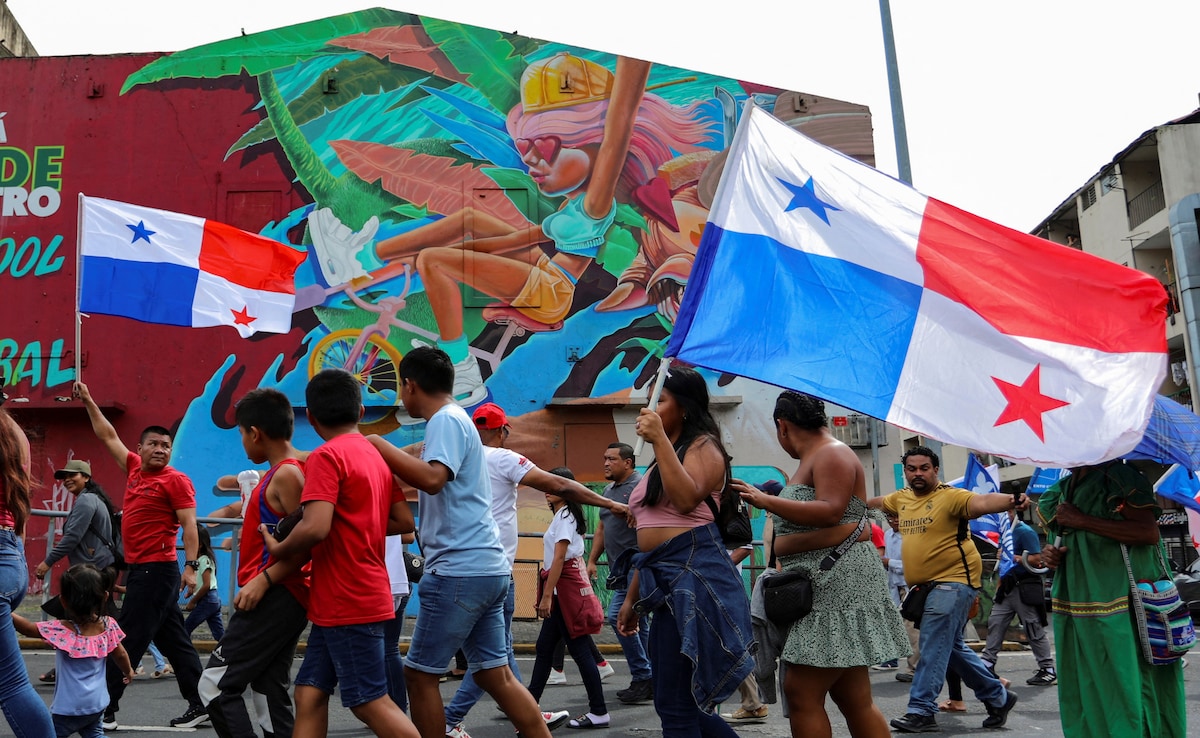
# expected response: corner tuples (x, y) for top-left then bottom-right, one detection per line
(616, 679), (654, 704)
(170, 704), (210, 728)
(101, 712), (118, 731)
(895, 671), (914, 683)
(982, 691), (1018, 729)
(1025, 668), (1057, 686)
(890, 713), (939, 732)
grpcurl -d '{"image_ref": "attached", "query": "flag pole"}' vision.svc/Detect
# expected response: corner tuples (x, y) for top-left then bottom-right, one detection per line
(634, 357), (673, 457)
(74, 193), (84, 385)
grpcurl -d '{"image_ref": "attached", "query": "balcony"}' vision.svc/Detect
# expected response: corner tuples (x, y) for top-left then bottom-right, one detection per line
(1128, 180), (1165, 228)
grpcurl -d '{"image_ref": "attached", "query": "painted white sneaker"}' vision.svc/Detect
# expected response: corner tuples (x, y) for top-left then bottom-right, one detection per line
(308, 207), (376, 285)
(542, 711), (570, 730)
(452, 355), (488, 406)
(546, 669), (566, 685)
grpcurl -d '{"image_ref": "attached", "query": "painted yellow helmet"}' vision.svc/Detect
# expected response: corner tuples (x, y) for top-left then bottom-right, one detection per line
(520, 52), (614, 114)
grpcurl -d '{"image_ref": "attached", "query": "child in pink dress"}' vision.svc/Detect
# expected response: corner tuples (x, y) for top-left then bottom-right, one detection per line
(14, 564), (136, 737)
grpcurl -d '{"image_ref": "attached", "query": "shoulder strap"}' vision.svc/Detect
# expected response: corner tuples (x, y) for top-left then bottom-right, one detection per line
(818, 512), (869, 571)
(955, 517), (974, 588)
(83, 493), (116, 550)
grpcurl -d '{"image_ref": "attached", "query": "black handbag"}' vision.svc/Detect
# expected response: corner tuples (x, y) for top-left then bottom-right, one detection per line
(901, 582), (934, 625)
(763, 570), (813, 623)
(763, 512), (870, 626)
(1016, 576), (1045, 608)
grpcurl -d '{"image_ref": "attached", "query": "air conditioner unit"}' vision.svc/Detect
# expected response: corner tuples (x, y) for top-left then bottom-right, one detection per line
(828, 414), (887, 448)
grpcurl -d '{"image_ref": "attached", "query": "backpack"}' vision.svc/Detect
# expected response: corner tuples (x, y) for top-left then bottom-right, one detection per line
(87, 496), (126, 570)
(703, 472), (754, 549)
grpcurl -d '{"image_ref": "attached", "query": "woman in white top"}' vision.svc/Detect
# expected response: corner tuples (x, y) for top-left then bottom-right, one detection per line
(527, 469), (609, 729)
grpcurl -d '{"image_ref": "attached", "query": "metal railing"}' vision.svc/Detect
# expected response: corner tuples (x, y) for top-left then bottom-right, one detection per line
(30, 511), (766, 622)
(1128, 180), (1165, 228)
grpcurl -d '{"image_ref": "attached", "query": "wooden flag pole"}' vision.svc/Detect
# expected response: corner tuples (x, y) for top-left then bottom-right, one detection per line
(634, 357), (673, 457)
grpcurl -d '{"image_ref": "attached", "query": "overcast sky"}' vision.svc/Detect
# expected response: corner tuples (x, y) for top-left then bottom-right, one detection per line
(10, 0), (1200, 232)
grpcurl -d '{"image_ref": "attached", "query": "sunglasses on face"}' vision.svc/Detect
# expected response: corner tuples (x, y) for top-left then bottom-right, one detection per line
(514, 135), (562, 165)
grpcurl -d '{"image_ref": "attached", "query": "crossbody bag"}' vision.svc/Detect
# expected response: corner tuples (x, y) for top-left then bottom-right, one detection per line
(762, 511), (870, 626)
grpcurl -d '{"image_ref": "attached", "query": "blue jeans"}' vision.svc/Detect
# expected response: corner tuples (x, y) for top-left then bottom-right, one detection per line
(52, 711), (103, 738)
(405, 574), (509, 675)
(608, 587), (651, 681)
(185, 592), (225, 642)
(0, 531), (54, 737)
(649, 605), (738, 738)
(908, 582), (1007, 717)
(444, 578), (520, 726)
(385, 594), (410, 713)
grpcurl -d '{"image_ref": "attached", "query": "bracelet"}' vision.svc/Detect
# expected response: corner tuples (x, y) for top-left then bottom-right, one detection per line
(262, 570), (274, 587)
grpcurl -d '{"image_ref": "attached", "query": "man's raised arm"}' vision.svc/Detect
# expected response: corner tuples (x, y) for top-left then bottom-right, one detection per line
(75, 381), (130, 471)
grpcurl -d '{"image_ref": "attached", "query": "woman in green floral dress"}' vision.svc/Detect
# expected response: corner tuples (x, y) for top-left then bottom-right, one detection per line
(737, 392), (909, 738)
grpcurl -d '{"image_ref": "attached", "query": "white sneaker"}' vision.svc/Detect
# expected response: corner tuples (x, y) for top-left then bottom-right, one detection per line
(546, 669), (566, 685)
(597, 661), (615, 681)
(308, 207), (376, 285)
(451, 355), (488, 406)
(542, 711), (570, 730)
(446, 724), (472, 738)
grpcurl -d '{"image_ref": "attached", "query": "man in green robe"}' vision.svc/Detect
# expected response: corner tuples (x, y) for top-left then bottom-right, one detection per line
(1039, 460), (1186, 737)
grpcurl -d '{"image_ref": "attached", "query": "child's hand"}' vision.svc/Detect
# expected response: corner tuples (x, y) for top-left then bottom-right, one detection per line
(122, 670), (136, 684)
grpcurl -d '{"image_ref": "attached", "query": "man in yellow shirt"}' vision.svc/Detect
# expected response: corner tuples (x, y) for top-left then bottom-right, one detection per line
(870, 447), (1027, 733)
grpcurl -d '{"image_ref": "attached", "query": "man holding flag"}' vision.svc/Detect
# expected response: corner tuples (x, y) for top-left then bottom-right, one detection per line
(978, 508), (1056, 687)
(870, 447), (1027, 732)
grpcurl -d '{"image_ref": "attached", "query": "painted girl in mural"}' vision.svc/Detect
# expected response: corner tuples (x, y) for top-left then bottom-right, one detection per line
(360, 54), (714, 403)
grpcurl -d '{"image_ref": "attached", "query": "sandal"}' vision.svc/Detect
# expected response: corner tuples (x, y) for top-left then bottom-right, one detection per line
(938, 699), (967, 713)
(566, 714), (610, 729)
(39, 668), (55, 684)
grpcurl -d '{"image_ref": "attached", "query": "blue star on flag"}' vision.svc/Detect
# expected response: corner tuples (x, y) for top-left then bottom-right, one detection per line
(778, 176), (841, 224)
(127, 220), (156, 244)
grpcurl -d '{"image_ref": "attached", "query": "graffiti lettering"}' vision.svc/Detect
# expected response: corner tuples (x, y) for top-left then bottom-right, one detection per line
(0, 235), (65, 278)
(0, 146), (64, 190)
(0, 186), (61, 217)
(0, 338), (75, 388)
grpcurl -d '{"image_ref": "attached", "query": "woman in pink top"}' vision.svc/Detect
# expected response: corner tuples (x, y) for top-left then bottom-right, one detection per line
(616, 367), (754, 737)
(0, 404), (56, 735)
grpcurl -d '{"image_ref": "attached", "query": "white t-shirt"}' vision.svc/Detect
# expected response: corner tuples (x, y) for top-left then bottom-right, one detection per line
(542, 506), (585, 570)
(385, 534), (410, 597)
(483, 446), (537, 567)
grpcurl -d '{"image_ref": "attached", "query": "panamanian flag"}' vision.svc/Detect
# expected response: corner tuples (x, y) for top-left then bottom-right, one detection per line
(668, 105), (1168, 467)
(79, 195), (306, 337)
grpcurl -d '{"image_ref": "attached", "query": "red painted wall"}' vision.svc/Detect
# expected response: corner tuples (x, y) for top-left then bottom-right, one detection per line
(0, 54), (306, 565)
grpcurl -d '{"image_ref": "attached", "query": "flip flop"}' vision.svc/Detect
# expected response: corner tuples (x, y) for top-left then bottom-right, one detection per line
(939, 700), (967, 713)
(39, 669), (55, 684)
(567, 715), (610, 729)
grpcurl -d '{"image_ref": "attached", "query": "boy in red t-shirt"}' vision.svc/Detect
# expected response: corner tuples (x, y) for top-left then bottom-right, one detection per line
(199, 388), (310, 738)
(263, 370), (416, 738)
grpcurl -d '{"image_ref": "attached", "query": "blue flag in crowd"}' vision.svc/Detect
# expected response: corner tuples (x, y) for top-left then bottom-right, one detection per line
(1025, 467), (1067, 496)
(1154, 464), (1200, 514)
(957, 454), (1013, 575)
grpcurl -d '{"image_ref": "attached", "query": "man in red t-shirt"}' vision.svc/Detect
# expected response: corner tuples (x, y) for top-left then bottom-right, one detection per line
(199, 388), (310, 738)
(262, 369), (417, 738)
(76, 381), (208, 730)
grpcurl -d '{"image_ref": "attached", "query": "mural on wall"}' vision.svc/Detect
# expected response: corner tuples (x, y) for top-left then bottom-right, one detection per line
(9, 9), (869, 601)
(120, 9), (870, 446)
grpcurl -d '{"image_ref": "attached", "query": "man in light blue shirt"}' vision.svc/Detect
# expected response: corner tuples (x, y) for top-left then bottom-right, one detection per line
(370, 347), (559, 738)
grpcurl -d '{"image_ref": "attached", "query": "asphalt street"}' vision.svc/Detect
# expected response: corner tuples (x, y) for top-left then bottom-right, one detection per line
(5, 647), (1198, 736)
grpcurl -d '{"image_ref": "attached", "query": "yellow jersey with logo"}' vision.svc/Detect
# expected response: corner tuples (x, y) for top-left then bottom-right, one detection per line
(880, 484), (981, 586)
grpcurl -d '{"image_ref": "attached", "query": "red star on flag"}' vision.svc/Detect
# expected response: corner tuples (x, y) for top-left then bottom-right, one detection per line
(231, 305), (257, 327)
(992, 365), (1069, 441)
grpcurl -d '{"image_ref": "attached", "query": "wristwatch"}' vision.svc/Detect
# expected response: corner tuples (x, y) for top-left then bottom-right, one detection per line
(184, 559), (201, 570)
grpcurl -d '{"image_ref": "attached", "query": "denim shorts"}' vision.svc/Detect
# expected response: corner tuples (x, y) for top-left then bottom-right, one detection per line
(295, 622), (389, 708)
(405, 573), (509, 675)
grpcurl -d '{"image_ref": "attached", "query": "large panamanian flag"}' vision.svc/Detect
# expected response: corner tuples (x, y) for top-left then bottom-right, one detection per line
(667, 105), (1168, 467)
(79, 196), (306, 337)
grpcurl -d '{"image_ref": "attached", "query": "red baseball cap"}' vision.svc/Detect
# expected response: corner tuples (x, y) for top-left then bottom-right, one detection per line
(472, 403), (510, 430)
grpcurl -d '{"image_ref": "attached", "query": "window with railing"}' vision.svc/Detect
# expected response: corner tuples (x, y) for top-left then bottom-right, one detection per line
(1128, 180), (1165, 228)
